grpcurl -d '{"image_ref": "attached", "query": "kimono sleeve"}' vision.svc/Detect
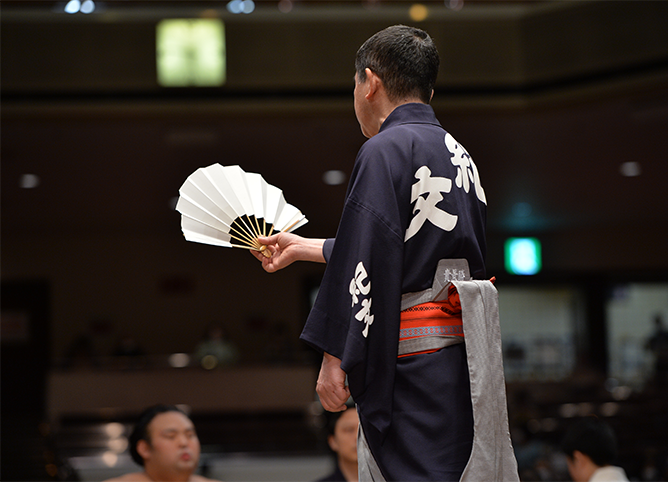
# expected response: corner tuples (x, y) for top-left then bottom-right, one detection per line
(300, 147), (405, 436)
(322, 238), (335, 263)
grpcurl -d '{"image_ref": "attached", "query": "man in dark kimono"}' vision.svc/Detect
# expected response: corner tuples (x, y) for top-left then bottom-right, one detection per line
(254, 25), (517, 482)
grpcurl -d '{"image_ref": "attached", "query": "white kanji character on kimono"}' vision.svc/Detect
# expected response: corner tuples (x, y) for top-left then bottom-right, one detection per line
(349, 262), (374, 337)
(445, 133), (487, 204)
(349, 261), (371, 307)
(405, 166), (458, 241)
(355, 297), (374, 338)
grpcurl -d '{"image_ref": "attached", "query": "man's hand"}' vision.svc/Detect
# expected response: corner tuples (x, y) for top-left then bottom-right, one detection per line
(316, 352), (350, 412)
(250, 232), (301, 272)
(251, 233), (326, 272)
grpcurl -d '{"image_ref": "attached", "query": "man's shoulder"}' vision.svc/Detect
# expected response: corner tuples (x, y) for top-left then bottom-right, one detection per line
(356, 127), (413, 167)
(362, 119), (443, 158)
(102, 472), (151, 482)
(591, 465), (629, 482)
(103, 474), (219, 482)
(191, 475), (220, 482)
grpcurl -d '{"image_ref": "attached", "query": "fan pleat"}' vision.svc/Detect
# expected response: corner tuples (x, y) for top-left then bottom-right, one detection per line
(176, 164), (307, 253)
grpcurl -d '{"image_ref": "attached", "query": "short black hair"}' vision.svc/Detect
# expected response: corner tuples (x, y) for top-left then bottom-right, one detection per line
(129, 404), (188, 466)
(355, 25), (440, 104)
(561, 417), (618, 467)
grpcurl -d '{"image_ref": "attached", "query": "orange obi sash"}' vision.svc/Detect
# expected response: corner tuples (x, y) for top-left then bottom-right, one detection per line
(398, 284), (464, 358)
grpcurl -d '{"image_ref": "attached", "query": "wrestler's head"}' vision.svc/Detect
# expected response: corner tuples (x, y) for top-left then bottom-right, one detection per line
(355, 25), (439, 105)
(129, 404), (201, 478)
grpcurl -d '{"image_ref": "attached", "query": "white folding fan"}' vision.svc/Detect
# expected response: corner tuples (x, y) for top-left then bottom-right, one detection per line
(176, 164), (308, 257)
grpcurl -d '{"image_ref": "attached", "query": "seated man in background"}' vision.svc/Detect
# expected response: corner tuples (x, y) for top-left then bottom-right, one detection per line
(317, 406), (359, 482)
(105, 404), (217, 482)
(561, 417), (629, 482)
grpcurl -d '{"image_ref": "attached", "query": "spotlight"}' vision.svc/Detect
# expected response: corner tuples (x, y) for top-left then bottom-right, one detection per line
(64, 0), (80, 13)
(19, 174), (40, 189)
(322, 170), (347, 186)
(227, 0), (255, 14)
(620, 161), (641, 177)
(64, 0), (95, 14)
(80, 0), (95, 14)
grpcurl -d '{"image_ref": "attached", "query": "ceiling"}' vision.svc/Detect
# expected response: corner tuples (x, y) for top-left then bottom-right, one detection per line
(3, 1), (668, 268)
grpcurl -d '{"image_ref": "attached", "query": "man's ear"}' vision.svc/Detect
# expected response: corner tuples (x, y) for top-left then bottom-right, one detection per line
(327, 434), (339, 453)
(572, 450), (588, 466)
(364, 68), (382, 100)
(137, 439), (151, 461)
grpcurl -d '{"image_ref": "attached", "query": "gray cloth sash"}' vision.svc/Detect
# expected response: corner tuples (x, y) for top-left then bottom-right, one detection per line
(357, 259), (519, 482)
(357, 414), (386, 482)
(453, 279), (519, 482)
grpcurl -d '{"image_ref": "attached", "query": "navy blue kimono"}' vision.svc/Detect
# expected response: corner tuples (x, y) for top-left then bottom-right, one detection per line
(300, 103), (488, 481)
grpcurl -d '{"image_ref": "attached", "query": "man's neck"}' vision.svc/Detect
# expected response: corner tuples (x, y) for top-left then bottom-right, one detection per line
(338, 457), (359, 482)
(378, 99), (427, 129)
(578, 460), (599, 482)
(144, 468), (192, 482)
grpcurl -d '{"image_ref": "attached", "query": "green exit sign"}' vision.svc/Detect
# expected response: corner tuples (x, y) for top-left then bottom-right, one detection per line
(505, 237), (542, 275)
(156, 19), (226, 87)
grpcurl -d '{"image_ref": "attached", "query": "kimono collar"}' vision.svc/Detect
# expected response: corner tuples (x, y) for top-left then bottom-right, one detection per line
(379, 102), (442, 133)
